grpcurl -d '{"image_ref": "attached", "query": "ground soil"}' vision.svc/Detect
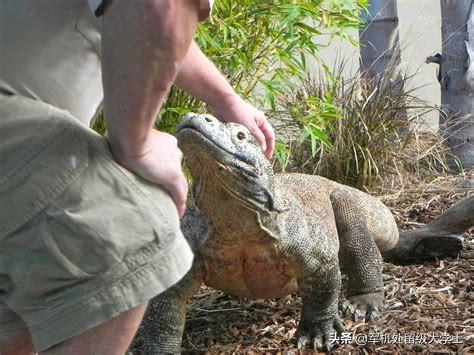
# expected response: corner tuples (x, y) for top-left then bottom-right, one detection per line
(177, 172), (473, 354)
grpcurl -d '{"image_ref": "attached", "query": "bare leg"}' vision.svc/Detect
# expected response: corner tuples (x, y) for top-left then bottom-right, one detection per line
(41, 303), (147, 355)
(0, 328), (35, 355)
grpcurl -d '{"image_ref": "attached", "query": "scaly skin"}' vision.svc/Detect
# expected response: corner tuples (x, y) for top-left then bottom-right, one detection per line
(137, 113), (399, 353)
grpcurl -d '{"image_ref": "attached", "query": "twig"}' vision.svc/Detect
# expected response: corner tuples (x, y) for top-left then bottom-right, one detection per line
(421, 305), (461, 310)
(195, 307), (242, 313)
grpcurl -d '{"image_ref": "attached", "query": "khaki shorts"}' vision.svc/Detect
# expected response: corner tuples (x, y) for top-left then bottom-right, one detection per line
(0, 94), (193, 352)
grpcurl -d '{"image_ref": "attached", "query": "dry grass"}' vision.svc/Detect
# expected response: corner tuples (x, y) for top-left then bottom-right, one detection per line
(172, 171), (473, 354)
(275, 60), (458, 191)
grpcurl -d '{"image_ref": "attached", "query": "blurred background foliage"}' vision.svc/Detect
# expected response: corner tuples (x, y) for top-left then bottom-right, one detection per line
(159, 0), (367, 132)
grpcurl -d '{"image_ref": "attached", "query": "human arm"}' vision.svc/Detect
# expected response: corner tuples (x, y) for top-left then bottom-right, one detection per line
(101, 0), (202, 216)
(174, 41), (275, 158)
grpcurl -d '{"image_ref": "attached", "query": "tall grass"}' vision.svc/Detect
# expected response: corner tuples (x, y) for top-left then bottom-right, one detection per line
(277, 58), (455, 190)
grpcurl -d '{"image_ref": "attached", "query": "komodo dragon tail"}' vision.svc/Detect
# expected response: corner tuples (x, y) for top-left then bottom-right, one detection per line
(383, 196), (473, 262)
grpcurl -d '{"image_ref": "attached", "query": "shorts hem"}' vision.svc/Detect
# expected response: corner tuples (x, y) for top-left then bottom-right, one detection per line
(28, 236), (193, 352)
(0, 309), (27, 332)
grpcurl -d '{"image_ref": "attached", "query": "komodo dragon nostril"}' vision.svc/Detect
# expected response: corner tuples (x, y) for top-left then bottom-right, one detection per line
(205, 116), (213, 123)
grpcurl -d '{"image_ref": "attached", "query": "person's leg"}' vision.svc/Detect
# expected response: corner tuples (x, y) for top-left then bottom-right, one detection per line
(0, 328), (35, 355)
(0, 304), (146, 355)
(42, 304), (147, 355)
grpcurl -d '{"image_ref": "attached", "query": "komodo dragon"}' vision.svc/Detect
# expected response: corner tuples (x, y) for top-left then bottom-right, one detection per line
(137, 113), (468, 353)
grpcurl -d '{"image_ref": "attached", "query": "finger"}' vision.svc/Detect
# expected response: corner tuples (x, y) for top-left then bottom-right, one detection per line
(178, 203), (186, 217)
(165, 177), (188, 218)
(169, 188), (186, 217)
(258, 118), (275, 159)
(178, 176), (189, 217)
(248, 123), (267, 155)
(176, 191), (187, 217)
(182, 175), (189, 203)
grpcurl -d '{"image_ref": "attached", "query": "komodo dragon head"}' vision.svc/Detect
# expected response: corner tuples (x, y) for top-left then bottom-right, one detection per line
(176, 113), (288, 234)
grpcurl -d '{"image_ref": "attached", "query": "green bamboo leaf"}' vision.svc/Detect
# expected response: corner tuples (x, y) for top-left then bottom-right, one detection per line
(311, 133), (318, 157)
(153, 0), (366, 131)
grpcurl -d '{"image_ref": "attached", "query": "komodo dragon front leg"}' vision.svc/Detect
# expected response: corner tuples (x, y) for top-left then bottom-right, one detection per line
(330, 187), (399, 320)
(279, 207), (345, 351)
(296, 264), (345, 351)
(139, 263), (204, 354)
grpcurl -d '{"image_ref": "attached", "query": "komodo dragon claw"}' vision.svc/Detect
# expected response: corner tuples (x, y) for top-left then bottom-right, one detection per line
(340, 291), (384, 322)
(296, 314), (345, 351)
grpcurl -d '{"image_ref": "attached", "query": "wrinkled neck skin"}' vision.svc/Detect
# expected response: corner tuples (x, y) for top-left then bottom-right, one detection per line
(190, 159), (288, 242)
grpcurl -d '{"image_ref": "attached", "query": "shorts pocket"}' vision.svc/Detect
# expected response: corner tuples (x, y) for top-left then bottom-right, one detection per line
(0, 124), (88, 240)
(42, 141), (177, 276)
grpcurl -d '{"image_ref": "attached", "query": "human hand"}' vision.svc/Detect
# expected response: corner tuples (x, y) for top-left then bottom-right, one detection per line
(108, 130), (188, 217)
(210, 96), (275, 159)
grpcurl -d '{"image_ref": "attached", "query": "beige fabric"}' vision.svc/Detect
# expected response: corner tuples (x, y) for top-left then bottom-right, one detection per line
(0, 94), (194, 351)
(0, 0), (103, 126)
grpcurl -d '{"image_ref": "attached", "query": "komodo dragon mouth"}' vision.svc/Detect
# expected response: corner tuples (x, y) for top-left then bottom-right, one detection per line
(176, 114), (263, 180)
(176, 113), (288, 214)
(177, 124), (236, 158)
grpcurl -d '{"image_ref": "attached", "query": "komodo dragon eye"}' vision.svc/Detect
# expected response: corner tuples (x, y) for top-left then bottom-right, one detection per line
(237, 132), (246, 141)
